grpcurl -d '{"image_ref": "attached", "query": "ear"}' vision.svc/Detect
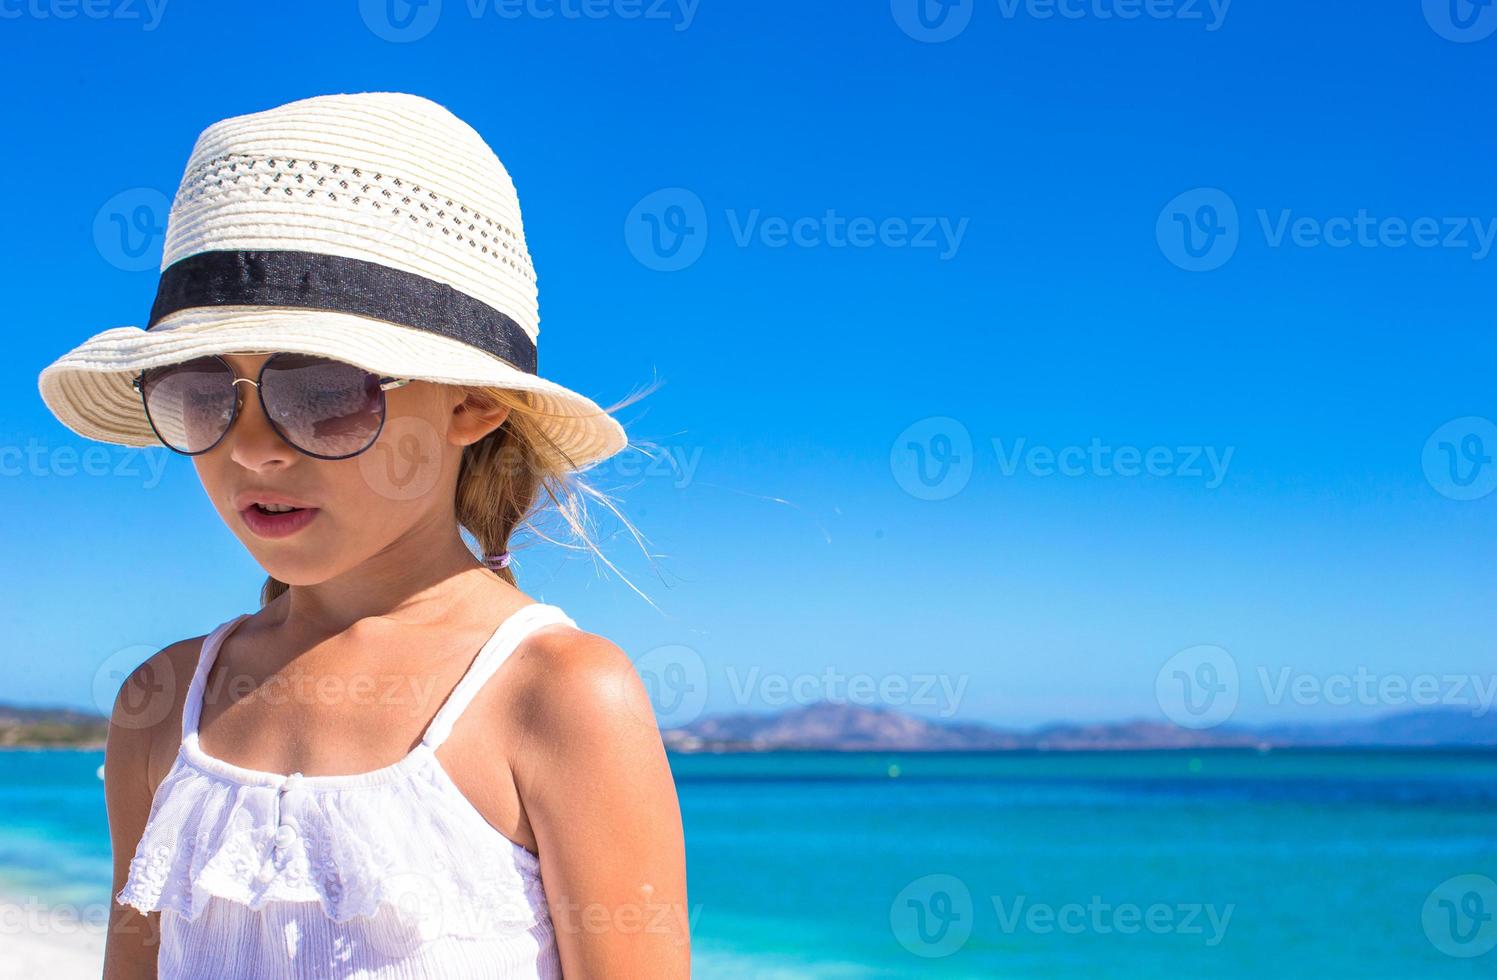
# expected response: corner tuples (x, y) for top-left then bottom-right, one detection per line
(448, 390), (511, 447)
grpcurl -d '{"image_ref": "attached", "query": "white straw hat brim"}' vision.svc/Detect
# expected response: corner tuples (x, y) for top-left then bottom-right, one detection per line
(36, 306), (628, 469)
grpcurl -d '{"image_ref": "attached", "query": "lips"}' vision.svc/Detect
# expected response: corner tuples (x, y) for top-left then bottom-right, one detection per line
(240, 503), (320, 539)
(234, 490), (321, 540)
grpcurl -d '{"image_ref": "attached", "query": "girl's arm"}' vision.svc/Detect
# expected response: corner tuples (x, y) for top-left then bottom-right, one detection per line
(512, 629), (691, 978)
(103, 644), (186, 979)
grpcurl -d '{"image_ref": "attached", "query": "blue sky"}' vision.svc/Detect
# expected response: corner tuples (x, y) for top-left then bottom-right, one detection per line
(3, 0), (1496, 729)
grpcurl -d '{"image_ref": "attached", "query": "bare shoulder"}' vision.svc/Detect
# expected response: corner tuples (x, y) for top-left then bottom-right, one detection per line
(496, 625), (689, 974)
(108, 632), (211, 788)
(102, 630), (218, 968)
(503, 624), (663, 758)
(497, 621), (684, 883)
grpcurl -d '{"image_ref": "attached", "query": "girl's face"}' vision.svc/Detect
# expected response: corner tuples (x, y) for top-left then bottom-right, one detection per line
(191, 352), (508, 587)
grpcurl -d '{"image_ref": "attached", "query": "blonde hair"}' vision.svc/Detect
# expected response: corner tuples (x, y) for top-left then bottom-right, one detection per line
(258, 385), (650, 607)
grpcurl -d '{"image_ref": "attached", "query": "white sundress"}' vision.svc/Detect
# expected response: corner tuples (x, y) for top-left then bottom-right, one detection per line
(116, 601), (577, 978)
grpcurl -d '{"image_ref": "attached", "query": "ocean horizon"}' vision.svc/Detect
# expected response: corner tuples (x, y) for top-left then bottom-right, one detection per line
(4, 747), (1496, 977)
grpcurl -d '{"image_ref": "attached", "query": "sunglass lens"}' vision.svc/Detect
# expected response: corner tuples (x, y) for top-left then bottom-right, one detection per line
(259, 354), (387, 459)
(140, 356), (237, 454)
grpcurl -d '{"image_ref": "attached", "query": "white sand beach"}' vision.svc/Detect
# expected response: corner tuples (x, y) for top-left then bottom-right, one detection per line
(1, 892), (108, 979)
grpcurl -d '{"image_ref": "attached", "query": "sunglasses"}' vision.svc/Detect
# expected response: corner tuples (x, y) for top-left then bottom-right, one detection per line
(132, 353), (412, 460)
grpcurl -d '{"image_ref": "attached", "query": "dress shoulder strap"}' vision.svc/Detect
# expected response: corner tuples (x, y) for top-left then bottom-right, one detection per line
(421, 602), (576, 750)
(181, 612), (254, 745)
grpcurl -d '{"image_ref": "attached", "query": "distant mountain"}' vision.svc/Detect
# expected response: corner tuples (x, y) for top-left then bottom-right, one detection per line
(0, 703), (108, 748)
(4, 700), (1495, 753)
(661, 702), (1497, 752)
(1258, 709), (1497, 747)
(670, 701), (1026, 751)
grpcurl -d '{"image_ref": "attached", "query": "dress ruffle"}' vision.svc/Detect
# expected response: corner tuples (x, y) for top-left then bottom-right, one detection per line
(116, 746), (547, 942)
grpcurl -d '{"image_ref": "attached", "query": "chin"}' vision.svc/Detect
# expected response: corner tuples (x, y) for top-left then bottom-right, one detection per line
(250, 553), (343, 587)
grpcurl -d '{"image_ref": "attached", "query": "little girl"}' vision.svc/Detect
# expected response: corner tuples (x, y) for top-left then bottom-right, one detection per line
(37, 92), (689, 978)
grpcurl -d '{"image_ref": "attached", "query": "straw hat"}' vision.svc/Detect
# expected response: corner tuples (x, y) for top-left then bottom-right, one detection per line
(36, 91), (627, 468)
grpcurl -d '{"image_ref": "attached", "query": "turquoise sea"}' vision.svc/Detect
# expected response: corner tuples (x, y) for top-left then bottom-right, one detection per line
(3, 749), (1496, 977)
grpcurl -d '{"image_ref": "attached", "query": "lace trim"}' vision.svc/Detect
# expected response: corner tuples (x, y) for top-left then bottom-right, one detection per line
(116, 751), (546, 940)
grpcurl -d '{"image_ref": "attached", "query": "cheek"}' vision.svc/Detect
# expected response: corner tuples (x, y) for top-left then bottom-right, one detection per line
(191, 457), (234, 517)
(351, 411), (454, 506)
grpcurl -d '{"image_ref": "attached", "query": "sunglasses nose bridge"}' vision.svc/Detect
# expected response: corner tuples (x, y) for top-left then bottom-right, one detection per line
(227, 375), (258, 416)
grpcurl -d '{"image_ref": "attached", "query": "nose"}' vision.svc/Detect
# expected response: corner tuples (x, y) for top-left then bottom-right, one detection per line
(224, 375), (297, 468)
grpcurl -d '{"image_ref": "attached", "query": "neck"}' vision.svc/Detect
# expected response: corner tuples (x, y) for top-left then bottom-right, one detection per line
(273, 525), (512, 639)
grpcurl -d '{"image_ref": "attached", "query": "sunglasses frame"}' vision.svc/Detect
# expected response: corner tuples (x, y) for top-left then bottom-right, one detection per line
(131, 352), (413, 460)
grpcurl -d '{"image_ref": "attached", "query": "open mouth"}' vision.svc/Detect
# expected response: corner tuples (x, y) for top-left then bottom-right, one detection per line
(240, 501), (320, 538)
(252, 503), (305, 515)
